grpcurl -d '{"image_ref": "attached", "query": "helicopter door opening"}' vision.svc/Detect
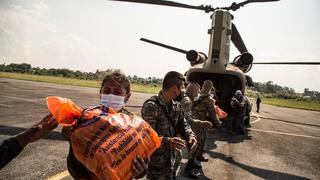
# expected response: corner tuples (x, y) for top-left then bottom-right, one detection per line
(187, 72), (242, 113)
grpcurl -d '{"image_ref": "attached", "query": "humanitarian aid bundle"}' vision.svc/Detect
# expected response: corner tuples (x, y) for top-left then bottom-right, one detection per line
(46, 96), (161, 180)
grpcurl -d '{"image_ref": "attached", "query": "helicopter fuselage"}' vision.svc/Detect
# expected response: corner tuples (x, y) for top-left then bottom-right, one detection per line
(186, 10), (247, 112)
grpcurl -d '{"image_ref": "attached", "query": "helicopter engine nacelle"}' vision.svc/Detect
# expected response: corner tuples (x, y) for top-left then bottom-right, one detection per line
(186, 50), (207, 66)
(233, 52), (253, 73)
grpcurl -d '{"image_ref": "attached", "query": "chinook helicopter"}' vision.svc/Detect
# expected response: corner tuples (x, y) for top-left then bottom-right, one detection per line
(111, 0), (320, 113)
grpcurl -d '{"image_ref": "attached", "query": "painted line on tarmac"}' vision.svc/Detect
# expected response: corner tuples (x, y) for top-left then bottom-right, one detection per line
(47, 170), (70, 180)
(248, 128), (320, 140)
(251, 113), (320, 130)
(0, 103), (12, 108)
(259, 116), (320, 128)
(250, 112), (261, 124)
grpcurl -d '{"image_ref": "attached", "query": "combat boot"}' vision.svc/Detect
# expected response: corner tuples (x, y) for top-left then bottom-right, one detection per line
(196, 154), (209, 162)
(186, 159), (202, 169)
(184, 166), (199, 179)
(184, 169), (199, 179)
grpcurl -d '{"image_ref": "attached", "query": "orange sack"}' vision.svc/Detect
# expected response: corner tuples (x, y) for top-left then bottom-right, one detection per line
(46, 96), (161, 180)
(215, 106), (228, 119)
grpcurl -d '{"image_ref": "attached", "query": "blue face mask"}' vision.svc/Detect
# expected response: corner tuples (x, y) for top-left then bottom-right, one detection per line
(100, 94), (125, 112)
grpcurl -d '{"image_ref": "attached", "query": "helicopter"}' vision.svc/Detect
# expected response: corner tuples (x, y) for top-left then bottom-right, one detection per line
(111, 0), (320, 113)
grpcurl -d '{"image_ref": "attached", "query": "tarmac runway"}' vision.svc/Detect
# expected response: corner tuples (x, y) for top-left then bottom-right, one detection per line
(0, 78), (319, 180)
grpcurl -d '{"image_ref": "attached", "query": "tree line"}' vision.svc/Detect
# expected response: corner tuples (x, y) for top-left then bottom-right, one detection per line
(1, 63), (319, 101)
(249, 81), (320, 101)
(0, 63), (162, 86)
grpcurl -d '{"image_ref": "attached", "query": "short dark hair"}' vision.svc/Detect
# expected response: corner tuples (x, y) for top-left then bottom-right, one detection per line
(100, 69), (131, 94)
(162, 71), (186, 90)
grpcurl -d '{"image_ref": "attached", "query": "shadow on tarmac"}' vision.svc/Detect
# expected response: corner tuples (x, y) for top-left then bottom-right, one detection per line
(177, 129), (252, 180)
(0, 125), (66, 141)
(207, 150), (310, 180)
(260, 117), (320, 128)
(177, 161), (213, 180)
(204, 129), (310, 180)
(208, 128), (253, 144)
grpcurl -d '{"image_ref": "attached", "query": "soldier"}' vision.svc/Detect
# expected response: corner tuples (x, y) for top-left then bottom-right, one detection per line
(256, 95), (261, 113)
(141, 71), (197, 180)
(192, 80), (221, 162)
(182, 82), (214, 178)
(230, 90), (246, 135)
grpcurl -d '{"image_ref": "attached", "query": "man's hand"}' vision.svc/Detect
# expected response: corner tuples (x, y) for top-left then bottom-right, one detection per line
(132, 156), (149, 178)
(199, 121), (213, 129)
(170, 137), (186, 151)
(17, 114), (58, 148)
(62, 126), (73, 141)
(232, 98), (239, 104)
(188, 135), (197, 155)
(216, 121), (222, 128)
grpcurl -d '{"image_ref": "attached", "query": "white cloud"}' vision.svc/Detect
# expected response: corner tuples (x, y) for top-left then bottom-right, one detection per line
(0, 2), (98, 71)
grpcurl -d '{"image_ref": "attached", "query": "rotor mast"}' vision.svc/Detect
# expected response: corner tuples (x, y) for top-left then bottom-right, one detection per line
(206, 9), (232, 70)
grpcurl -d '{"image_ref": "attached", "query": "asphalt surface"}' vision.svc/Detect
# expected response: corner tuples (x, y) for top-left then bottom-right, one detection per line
(0, 78), (319, 180)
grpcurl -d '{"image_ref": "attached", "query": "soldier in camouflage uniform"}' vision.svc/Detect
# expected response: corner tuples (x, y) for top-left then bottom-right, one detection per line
(230, 90), (246, 135)
(182, 82), (214, 130)
(181, 82), (214, 178)
(141, 71), (197, 180)
(192, 80), (221, 162)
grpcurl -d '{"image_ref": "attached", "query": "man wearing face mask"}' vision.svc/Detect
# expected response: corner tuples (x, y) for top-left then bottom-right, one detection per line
(181, 82), (213, 178)
(141, 71), (197, 180)
(63, 70), (149, 180)
(191, 80), (221, 163)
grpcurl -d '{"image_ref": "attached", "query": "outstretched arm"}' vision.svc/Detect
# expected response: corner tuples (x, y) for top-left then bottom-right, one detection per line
(0, 114), (57, 169)
(16, 114), (58, 147)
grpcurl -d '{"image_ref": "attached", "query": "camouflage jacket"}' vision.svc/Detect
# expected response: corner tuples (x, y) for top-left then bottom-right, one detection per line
(230, 95), (246, 108)
(141, 91), (194, 178)
(230, 95), (246, 115)
(192, 92), (221, 126)
(180, 94), (202, 129)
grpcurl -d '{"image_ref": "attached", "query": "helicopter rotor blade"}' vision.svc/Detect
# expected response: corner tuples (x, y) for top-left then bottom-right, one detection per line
(248, 0), (280, 3)
(109, 0), (215, 12)
(231, 23), (248, 54)
(140, 37), (188, 54)
(253, 62), (320, 65)
(224, 0), (280, 11)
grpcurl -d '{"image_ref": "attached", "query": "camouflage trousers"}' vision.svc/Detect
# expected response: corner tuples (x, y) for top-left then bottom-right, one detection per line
(173, 149), (182, 177)
(188, 129), (207, 163)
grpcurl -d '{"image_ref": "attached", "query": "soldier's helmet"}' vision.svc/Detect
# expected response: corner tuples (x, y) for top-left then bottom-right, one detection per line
(235, 90), (242, 96)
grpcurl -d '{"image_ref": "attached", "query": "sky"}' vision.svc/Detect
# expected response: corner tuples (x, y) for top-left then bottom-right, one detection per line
(0, 0), (319, 93)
